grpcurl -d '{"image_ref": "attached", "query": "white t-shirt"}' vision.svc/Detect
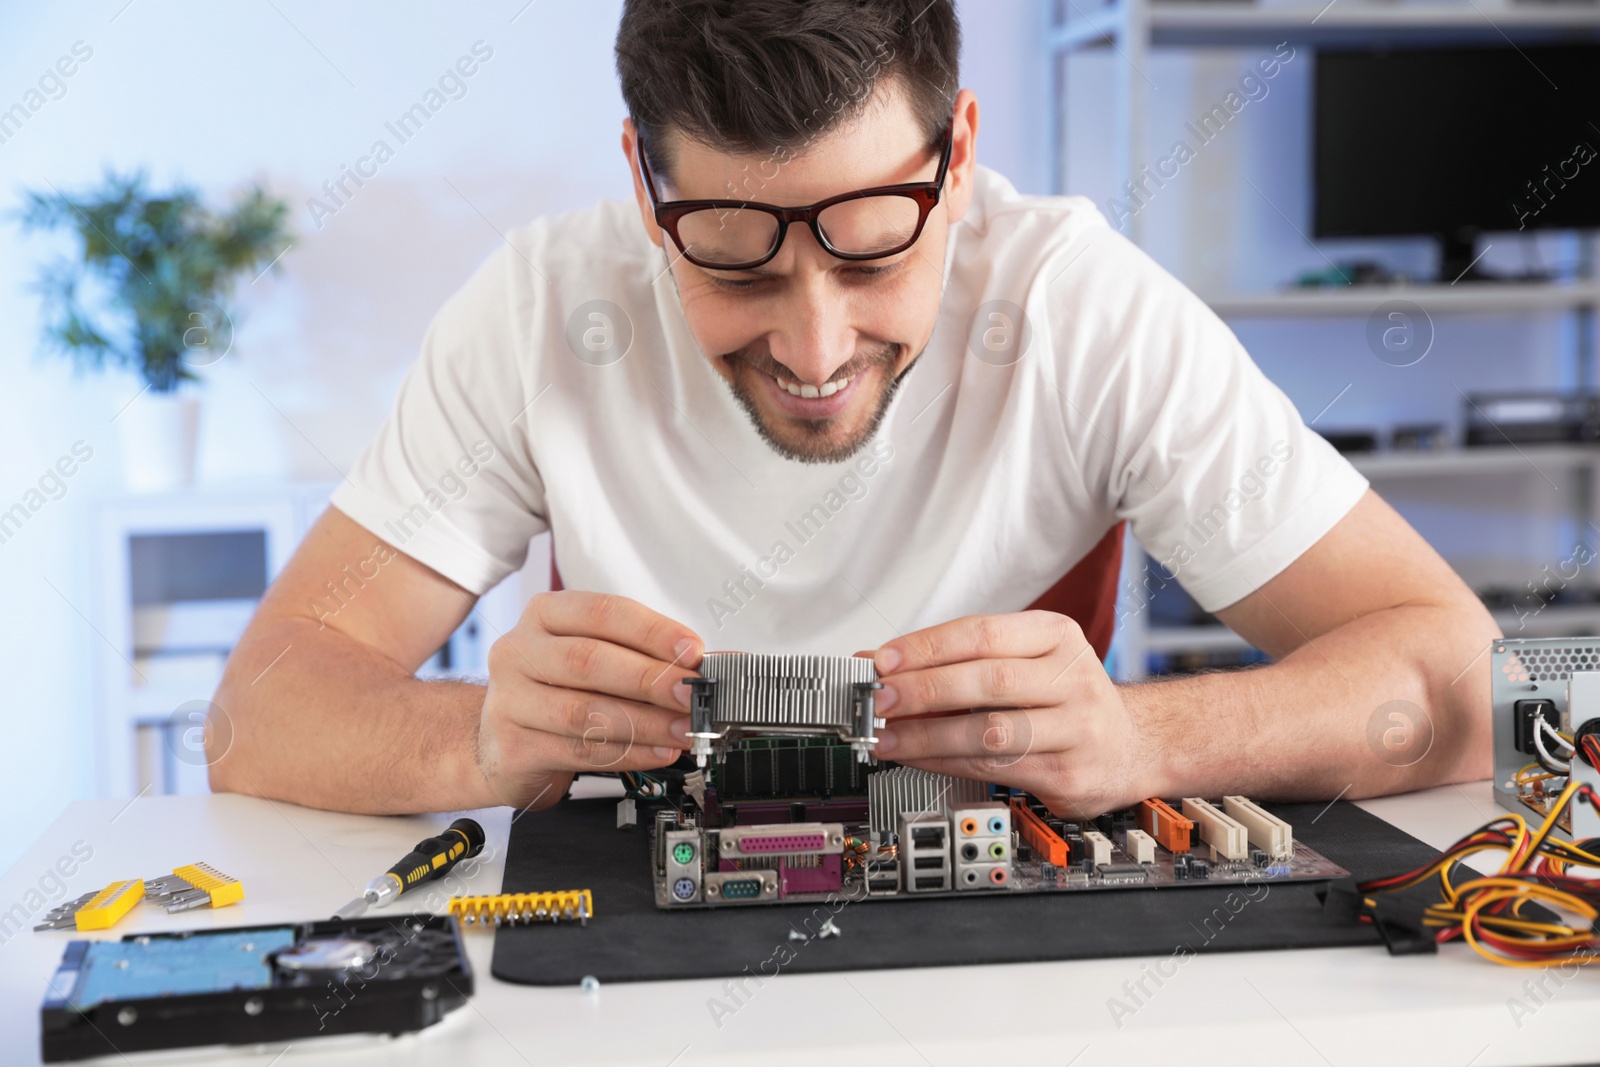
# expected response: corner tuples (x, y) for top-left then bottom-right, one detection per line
(331, 166), (1368, 654)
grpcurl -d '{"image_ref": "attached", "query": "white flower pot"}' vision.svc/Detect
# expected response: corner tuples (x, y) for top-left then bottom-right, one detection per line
(117, 390), (201, 491)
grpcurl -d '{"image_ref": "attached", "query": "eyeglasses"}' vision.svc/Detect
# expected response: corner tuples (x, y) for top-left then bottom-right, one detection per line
(637, 122), (954, 272)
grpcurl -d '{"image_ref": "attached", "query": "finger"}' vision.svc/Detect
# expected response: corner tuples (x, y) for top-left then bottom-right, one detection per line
(891, 754), (1028, 789)
(505, 683), (692, 754)
(553, 733), (682, 773)
(529, 631), (700, 710)
(876, 611), (1082, 675)
(880, 654), (1081, 717)
(531, 590), (703, 666)
(876, 708), (1057, 763)
(484, 723), (677, 804)
(494, 700), (684, 775)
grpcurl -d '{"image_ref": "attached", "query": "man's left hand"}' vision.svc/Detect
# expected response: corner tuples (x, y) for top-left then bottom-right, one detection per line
(870, 611), (1155, 819)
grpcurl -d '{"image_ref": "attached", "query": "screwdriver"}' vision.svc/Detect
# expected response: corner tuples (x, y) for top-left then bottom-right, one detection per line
(335, 818), (486, 920)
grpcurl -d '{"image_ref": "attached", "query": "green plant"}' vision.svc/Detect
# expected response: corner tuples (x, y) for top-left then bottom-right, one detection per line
(18, 170), (291, 393)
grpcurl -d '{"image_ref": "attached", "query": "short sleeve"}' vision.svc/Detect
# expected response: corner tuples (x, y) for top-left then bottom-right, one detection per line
(330, 244), (549, 595)
(1046, 229), (1369, 613)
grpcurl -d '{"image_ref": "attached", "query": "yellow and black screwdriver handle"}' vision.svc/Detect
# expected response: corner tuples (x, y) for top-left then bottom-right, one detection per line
(342, 818), (486, 916)
(388, 819), (486, 894)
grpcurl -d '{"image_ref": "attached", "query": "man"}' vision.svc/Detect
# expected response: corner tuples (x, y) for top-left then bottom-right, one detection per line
(211, 0), (1496, 819)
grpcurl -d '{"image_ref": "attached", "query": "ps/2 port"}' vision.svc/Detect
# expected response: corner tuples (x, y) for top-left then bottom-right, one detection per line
(672, 842), (696, 865)
(671, 877), (697, 901)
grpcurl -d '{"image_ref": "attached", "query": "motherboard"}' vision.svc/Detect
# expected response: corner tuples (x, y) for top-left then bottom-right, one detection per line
(645, 654), (1348, 909)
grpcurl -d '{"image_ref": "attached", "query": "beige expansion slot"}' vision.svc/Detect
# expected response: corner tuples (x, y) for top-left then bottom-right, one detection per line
(1081, 830), (1112, 866)
(1125, 828), (1156, 865)
(1223, 795), (1293, 861)
(1182, 798), (1249, 861)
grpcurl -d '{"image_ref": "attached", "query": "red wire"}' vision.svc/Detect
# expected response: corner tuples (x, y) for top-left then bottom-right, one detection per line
(1358, 783), (1600, 960)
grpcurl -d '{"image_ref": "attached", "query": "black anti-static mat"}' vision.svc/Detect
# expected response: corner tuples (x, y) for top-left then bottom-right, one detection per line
(490, 797), (1438, 984)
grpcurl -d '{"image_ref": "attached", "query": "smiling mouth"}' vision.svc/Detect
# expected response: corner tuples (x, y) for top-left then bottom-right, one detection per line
(720, 345), (909, 463)
(770, 371), (852, 399)
(754, 366), (865, 420)
(721, 340), (901, 428)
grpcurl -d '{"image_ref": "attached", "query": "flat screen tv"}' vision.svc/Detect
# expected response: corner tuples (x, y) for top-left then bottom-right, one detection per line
(1314, 43), (1600, 280)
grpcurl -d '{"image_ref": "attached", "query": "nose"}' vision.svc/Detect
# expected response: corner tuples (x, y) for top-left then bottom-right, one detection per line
(765, 227), (858, 385)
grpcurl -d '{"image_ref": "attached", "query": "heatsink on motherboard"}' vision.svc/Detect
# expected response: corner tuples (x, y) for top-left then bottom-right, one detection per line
(868, 765), (988, 840)
(685, 653), (885, 765)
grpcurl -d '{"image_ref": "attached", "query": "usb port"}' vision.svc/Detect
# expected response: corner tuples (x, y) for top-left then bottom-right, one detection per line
(913, 854), (944, 870)
(914, 875), (947, 890)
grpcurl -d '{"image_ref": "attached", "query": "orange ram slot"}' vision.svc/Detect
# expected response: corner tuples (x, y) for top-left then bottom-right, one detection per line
(1137, 798), (1194, 854)
(1009, 799), (1070, 867)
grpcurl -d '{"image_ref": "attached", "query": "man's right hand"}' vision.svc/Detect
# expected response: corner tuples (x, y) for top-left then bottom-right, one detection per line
(476, 590), (704, 812)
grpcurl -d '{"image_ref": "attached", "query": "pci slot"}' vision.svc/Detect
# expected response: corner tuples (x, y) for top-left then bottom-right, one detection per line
(1082, 831), (1112, 867)
(1136, 798), (1193, 854)
(1223, 796), (1293, 861)
(1010, 799), (1070, 866)
(1182, 798), (1249, 861)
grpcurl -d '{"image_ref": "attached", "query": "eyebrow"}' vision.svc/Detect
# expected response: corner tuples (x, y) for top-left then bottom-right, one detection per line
(714, 266), (780, 280)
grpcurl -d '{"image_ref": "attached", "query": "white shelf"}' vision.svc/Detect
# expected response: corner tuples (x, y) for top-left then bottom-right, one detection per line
(1498, 604), (1600, 636)
(1054, 6), (1122, 49)
(1346, 444), (1600, 479)
(1055, 1), (1600, 49)
(1145, 625), (1250, 654)
(1144, 604), (1600, 657)
(1205, 282), (1600, 319)
(1059, 0), (1600, 680)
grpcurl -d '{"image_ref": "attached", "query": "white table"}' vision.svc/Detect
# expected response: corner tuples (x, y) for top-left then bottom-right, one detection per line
(1, 780), (1595, 1067)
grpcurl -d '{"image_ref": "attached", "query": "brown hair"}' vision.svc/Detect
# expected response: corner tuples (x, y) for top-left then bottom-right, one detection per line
(616, 0), (960, 179)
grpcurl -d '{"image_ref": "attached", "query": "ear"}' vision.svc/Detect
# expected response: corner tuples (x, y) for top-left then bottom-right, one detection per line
(941, 88), (980, 226)
(622, 117), (665, 249)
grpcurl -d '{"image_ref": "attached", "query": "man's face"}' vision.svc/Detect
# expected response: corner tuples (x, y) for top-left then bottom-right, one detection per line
(626, 83), (977, 463)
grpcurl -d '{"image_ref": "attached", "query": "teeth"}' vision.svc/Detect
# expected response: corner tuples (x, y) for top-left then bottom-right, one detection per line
(772, 374), (851, 399)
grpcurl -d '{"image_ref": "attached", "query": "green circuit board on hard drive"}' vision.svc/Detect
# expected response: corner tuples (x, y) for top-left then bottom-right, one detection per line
(648, 737), (1348, 909)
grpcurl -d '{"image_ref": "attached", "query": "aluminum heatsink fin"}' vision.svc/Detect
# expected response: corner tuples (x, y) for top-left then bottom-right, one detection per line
(697, 653), (877, 730)
(868, 766), (989, 838)
(686, 653), (885, 766)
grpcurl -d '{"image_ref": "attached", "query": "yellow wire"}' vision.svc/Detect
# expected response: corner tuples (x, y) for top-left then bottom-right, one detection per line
(1366, 779), (1600, 968)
